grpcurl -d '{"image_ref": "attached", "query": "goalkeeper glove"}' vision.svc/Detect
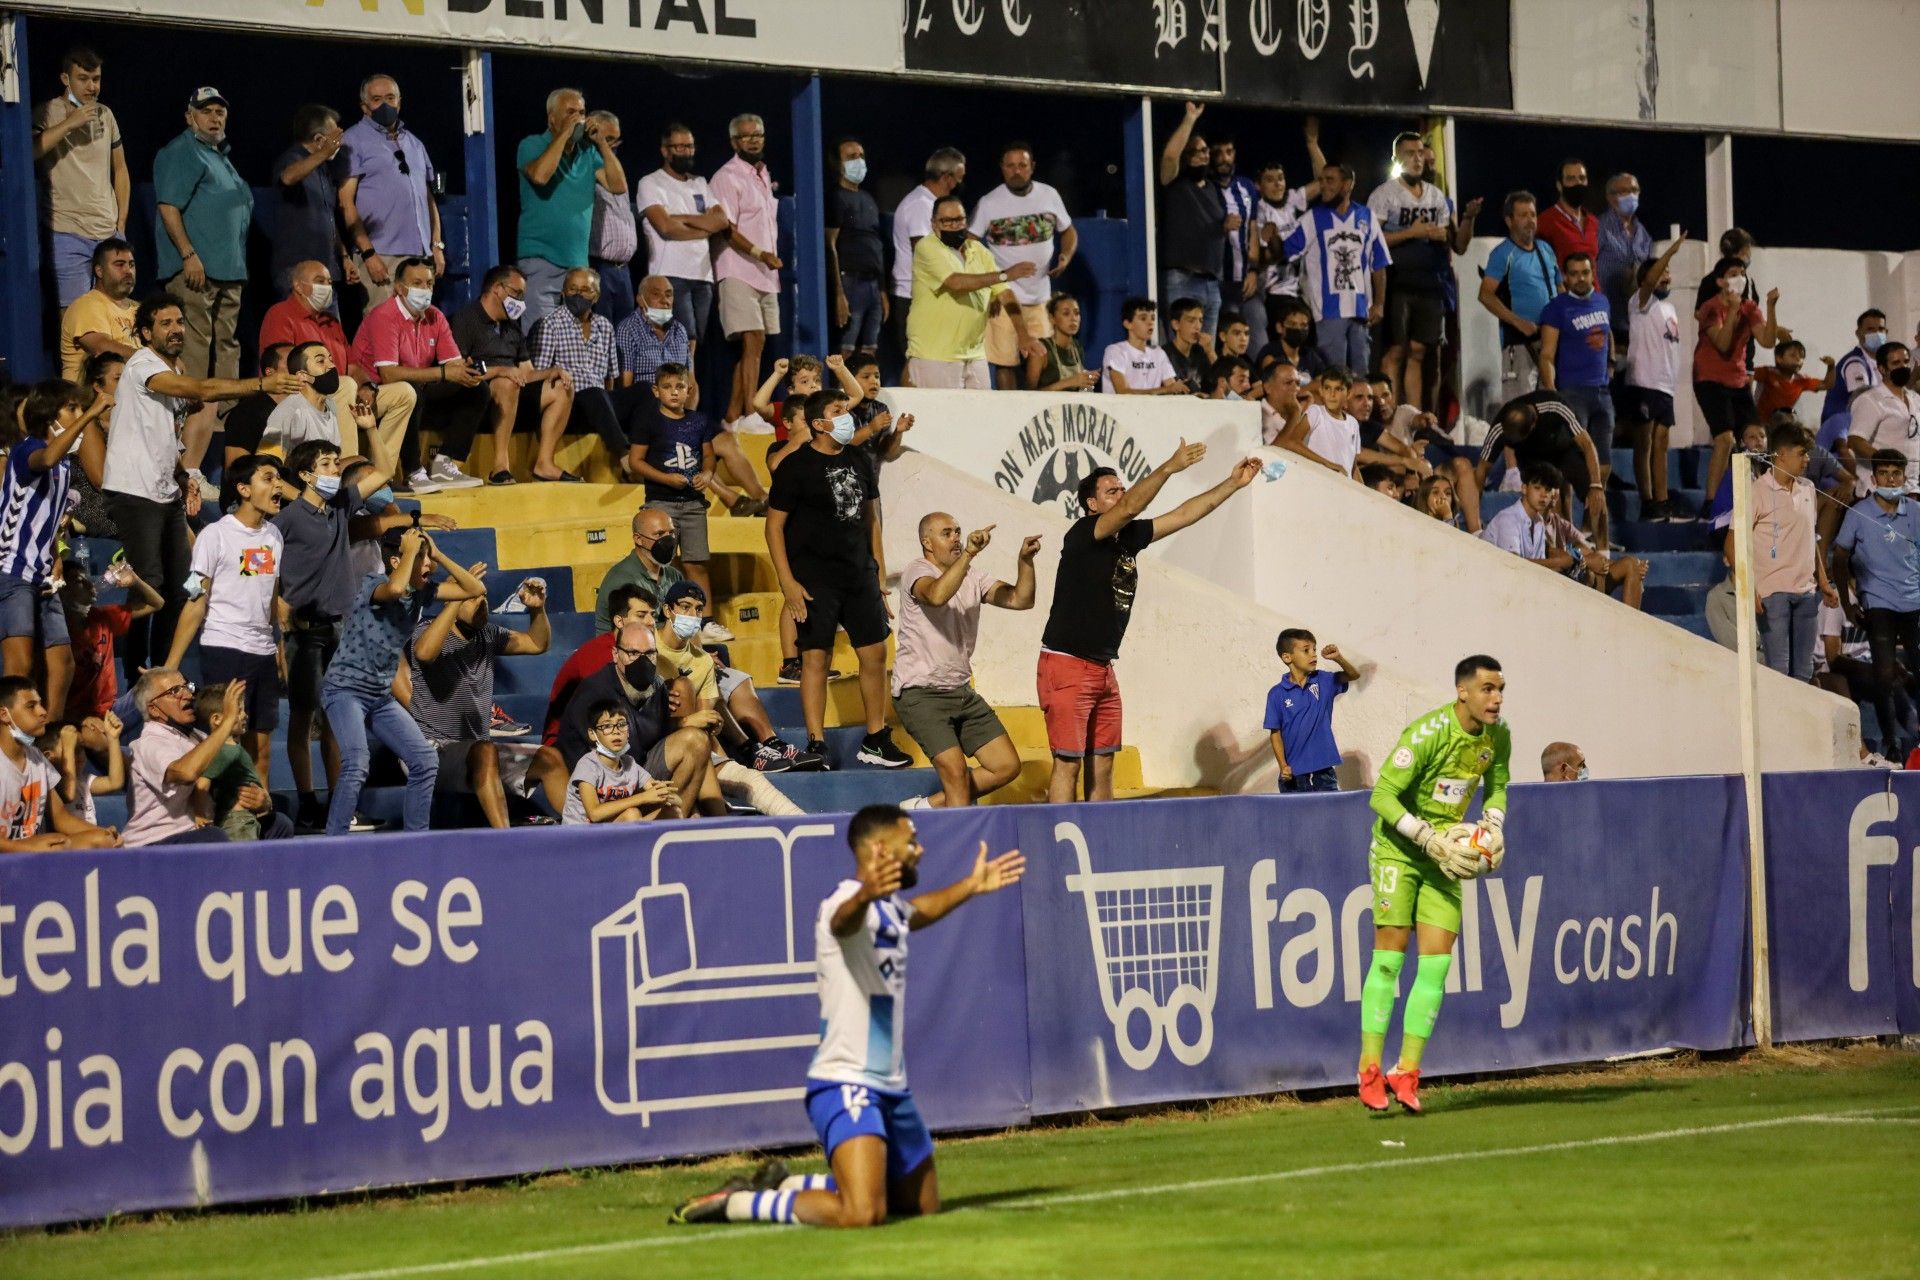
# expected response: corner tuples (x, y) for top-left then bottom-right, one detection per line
(1480, 808), (1507, 871)
(1415, 824), (1479, 880)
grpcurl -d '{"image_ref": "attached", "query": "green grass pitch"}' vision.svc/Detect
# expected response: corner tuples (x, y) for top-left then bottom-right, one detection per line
(5, 1046), (1916, 1280)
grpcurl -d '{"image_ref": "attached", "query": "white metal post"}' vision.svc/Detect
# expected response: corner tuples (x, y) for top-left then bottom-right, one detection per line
(1705, 133), (1735, 237)
(1731, 459), (1774, 1049)
(1140, 96), (1158, 304)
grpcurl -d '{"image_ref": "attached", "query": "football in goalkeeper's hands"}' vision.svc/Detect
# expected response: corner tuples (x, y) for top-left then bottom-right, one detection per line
(1445, 822), (1502, 876)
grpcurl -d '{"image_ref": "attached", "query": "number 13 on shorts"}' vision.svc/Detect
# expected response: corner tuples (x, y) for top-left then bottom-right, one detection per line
(1372, 861), (1400, 916)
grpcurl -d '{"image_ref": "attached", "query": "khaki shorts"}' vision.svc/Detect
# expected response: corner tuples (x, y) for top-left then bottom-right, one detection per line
(985, 301), (1053, 368)
(718, 277), (781, 338)
(894, 685), (1007, 761)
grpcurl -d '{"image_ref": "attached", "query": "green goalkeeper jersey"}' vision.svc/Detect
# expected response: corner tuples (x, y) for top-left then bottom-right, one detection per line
(1369, 703), (1512, 859)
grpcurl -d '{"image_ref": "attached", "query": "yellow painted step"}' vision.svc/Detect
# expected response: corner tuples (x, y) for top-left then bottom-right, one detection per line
(717, 591), (785, 639)
(721, 633), (895, 690)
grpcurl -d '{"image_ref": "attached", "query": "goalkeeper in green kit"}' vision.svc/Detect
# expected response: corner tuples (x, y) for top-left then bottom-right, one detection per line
(1358, 654), (1511, 1114)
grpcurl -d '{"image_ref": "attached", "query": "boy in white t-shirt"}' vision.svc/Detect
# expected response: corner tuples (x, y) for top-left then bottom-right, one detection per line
(562, 698), (678, 824)
(1620, 238), (1687, 521)
(165, 453), (286, 783)
(0, 675), (120, 850)
(1277, 367), (1362, 478)
(1100, 297), (1184, 395)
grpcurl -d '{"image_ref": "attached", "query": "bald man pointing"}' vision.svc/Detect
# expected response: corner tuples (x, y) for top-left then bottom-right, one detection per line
(893, 512), (1041, 808)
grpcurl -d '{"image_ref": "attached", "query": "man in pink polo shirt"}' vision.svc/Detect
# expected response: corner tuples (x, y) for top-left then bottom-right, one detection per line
(262, 258), (414, 459)
(710, 112), (783, 429)
(348, 255), (488, 493)
(1751, 420), (1839, 681)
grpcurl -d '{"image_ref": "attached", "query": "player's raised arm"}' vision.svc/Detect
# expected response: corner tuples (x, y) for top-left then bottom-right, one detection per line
(908, 840), (1025, 929)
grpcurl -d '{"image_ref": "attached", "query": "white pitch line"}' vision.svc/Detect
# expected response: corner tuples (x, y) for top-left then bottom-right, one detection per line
(298, 1106), (1914, 1280)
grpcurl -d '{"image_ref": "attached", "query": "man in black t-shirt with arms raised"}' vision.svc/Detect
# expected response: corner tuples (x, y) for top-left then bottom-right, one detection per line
(1038, 440), (1260, 803)
(766, 387), (913, 770)
(1468, 389), (1608, 546)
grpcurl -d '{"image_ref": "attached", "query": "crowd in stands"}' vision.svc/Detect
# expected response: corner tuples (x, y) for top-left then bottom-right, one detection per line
(2, 49), (1915, 850)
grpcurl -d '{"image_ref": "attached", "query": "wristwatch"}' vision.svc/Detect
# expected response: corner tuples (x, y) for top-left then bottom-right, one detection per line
(432, 240), (445, 250)
(996, 270), (1008, 283)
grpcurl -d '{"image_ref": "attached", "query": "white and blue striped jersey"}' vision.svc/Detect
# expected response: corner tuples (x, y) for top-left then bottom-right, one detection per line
(808, 879), (911, 1094)
(0, 441), (71, 584)
(1282, 202), (1391, 322)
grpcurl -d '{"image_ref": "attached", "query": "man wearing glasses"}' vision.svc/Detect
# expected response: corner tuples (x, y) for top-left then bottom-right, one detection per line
(121, 671), (244, 845)
(905, 195), (1038, 390)
(340, 74), (442, 314)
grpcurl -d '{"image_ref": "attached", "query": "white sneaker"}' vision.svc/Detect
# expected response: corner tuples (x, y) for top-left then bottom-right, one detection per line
(189, 469), (220, 504)
(429, 456), (484, 489)
(1862, 750), (1900, 770)
(700, 620), (736, 644)
(402, 467), (443, 495)
(730, 412), (775, 436)
(900, 795), (933, 810)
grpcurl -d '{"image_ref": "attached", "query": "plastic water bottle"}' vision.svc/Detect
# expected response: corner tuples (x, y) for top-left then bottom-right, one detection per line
(1261, 459), (1288, 483)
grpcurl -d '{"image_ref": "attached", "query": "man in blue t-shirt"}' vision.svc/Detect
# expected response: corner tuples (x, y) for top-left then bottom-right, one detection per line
(1478, 193), (1561, 402)
(1263, 629), (1360, 793)
(1537, 252), (1616, 490)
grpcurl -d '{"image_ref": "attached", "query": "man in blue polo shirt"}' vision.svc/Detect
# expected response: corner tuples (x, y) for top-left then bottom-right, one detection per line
(1537, 251), (1616, 495)
(1833, 449), (1920, 755)
(1264, 629), (1361, 793)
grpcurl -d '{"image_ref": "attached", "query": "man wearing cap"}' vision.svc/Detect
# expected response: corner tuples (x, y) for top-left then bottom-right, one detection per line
(154, 87), (253, 484)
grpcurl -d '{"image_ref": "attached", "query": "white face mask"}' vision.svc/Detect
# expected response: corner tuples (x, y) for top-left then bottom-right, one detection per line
(306, 281), (334, 310)
(503, 296), (527, 322)
(829, 413), (857, 445)
(644, 306), (675, 327)
(404, 286), (434, 312)
(593, 740), (624, 761)
(8, 724), (36, 747)
(671, 613), (702, 640)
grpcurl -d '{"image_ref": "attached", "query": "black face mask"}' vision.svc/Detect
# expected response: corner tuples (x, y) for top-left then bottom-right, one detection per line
(938, 228), (968, 249)
(667, 153), (695, 176)
(1561, 183), (1589, 207)
(1282, 327), (1309, 346)
(370, 103), (400, 131)
(310, 370), (341, 396)
(650, 534), (678, 563)
(1891, 367), (1914, 389)
(563, 294), (595, 318)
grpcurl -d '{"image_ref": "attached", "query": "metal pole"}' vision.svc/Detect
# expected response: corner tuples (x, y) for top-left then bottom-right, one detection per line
(1731, 458), (1774, 1049)
(0, 14), (47, 380)
(789, 74), (827, 356)
(1129, 95), (1156, 304)
(457, 47), (499, 312)
(1704, 132), (1735, 237)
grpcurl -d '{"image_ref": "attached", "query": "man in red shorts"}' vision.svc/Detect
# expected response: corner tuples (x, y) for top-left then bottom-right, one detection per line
(1037, 440), (1259, 801)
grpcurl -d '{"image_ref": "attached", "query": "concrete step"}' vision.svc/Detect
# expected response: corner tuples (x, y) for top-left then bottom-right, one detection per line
(1640, 551), (1722, 587)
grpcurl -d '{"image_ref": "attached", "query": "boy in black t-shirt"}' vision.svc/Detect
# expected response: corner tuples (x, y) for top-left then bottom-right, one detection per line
(1037, 440), (1260, 803)
(765, 387), (910, 770)
(628, 362), (723, 612)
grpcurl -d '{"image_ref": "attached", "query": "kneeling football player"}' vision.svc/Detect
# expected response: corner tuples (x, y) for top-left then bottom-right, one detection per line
(670, 803), (1024, 1227)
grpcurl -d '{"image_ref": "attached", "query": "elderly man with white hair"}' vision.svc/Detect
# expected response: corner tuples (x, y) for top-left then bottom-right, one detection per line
(710, 111), (784, 428)
(535, 265), (637, 477)
(516, 87), (627, 333)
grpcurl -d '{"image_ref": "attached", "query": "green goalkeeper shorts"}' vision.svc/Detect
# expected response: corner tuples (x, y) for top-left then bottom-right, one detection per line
(1368, 842), (1462, 933)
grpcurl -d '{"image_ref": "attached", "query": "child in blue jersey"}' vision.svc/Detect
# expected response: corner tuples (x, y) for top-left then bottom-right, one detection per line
(0, 380), (108, 721)
(670, 803), (1024, 1228)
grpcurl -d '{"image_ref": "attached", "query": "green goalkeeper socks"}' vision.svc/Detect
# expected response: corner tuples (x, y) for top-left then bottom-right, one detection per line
(1397, 953), (1453, 1070)
(1358, 949), (1405, 1069)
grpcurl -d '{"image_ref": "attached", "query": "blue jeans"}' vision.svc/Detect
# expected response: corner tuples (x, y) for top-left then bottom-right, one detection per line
(838, 275), (883, 353)
(516, 256), (572, 335)
(665, 276), (715, 347)
(50, 231), (105, 309)
(1560, 383), (1617, 458)
(1160, 269), (1221, 343)
(592, 258), (636, 328)
(1279, 766), (1340, 793)
(1315, 316), (1369, 374)
(320, 684), (438, 835)
(1759, 591), (1819, 680)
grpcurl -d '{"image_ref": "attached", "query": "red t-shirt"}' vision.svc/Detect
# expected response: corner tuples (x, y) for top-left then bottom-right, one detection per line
(1693, 297), (1767, 388)
(543, 633), (615, 746)
(259, 297), (351, 375)
(1754, 368), (1821, 420)
(69, 604), (130, 719)
(1537, 203), (1599, 271)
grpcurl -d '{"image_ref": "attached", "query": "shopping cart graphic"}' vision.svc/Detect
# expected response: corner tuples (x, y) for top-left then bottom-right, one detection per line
(591, 822), (838, 1124)
(1059, 820), (1225, 1071)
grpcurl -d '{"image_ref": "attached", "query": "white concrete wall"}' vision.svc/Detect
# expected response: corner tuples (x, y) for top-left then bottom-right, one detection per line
(880, 432), (1857, 793)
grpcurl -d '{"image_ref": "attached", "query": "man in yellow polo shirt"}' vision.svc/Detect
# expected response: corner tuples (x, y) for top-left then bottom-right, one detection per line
(906, 195), (1040, 389)
(59, 237), (137, 381)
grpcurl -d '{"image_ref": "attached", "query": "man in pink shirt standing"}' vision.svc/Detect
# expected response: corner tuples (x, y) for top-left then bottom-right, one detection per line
(892, 513), (1041, 809)
(709, 113), (784, 429)
(1751, 421), (1839, 681)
